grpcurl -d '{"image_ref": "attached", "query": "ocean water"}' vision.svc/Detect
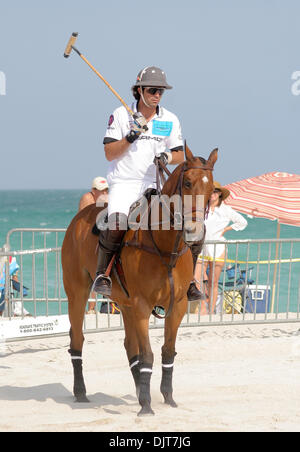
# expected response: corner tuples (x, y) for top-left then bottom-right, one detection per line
(0, 190), (84, 316)
(0, 190), (83, 244)
(0, 190), (299, 315)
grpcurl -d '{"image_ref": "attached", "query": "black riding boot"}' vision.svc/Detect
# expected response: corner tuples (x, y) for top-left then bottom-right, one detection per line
(92, 213), (127, 296)
(187, 243), (206, 302)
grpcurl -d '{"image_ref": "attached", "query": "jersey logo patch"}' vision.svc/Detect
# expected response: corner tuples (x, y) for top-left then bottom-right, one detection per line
(108, 114), (114, 126)
(152, 120), (173, 136)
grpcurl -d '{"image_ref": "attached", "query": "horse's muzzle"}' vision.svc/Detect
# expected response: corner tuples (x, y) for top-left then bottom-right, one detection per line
(183, 218), (205, 246)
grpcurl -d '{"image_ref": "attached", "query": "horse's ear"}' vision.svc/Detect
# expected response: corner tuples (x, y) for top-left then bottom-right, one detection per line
(184, 141), (194, 161)
(207, 148), (218, 168)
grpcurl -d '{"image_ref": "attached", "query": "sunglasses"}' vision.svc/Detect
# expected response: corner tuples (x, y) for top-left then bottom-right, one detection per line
(144, 87), (165, 95)
(213, 189), (222, 196)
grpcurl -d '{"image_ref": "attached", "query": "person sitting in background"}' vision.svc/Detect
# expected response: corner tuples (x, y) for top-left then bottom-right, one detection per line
(194, 181), (248, 315)
(0, 254), (30, 317)
(0, 288), (5, 317)
(78, 177), (109, 314)
(78, 177), (109, 211)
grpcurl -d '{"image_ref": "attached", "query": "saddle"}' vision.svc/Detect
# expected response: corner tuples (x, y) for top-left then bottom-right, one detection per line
(92, 187), (157, 237)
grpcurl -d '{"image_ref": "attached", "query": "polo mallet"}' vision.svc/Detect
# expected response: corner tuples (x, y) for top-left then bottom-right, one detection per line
(64, 32), (147, 129)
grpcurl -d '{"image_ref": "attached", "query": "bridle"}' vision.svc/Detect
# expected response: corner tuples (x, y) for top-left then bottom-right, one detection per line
(154, 157), (214, 226)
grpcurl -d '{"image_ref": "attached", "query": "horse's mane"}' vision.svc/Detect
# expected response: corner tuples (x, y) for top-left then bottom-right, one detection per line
(179, 156), (208, 167)
(195, 156), (207, 165)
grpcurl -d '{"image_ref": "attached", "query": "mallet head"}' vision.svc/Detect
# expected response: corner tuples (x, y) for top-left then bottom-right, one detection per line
(64, 32), (78, 58)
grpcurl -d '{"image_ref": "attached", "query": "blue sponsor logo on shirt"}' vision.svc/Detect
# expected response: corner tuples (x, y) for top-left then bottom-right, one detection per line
(152, 120), (173, 137)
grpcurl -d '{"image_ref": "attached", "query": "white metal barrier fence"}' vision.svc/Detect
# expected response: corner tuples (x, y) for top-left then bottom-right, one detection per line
(0, 228), (299, 342)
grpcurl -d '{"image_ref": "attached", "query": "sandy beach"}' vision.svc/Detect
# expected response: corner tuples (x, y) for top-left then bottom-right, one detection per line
(1, 321), (300, 432)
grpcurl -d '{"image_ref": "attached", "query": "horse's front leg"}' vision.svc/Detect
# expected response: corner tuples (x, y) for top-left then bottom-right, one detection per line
(121, 306), (141, 398)
(161, 296), (187, 407)
(67, 279), (91, 403)
(134, 309), (155, 417)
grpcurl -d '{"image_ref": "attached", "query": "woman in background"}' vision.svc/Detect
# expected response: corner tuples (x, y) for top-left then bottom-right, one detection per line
(195, 181), (248, 315)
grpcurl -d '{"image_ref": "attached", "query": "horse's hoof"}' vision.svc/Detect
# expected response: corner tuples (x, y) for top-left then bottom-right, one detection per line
(163, 393), (178, 408)
(75, 394), (90, 403)
(165, 399), (177, 408)
(137, 405), (155, 417)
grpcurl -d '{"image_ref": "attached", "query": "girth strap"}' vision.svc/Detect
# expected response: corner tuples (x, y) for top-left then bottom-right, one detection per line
(124, 231), (189, 260)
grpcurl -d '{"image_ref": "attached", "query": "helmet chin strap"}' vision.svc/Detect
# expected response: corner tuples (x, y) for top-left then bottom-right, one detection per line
(140, 87), (152, 109)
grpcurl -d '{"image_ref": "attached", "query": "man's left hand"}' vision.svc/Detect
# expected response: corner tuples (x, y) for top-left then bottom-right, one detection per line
(157, 152), (173, 166)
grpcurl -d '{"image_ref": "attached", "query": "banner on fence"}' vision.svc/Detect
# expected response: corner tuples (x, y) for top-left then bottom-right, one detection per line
(0, 315), (70, 339)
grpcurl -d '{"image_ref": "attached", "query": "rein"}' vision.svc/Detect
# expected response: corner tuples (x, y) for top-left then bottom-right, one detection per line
(125, 158), (213, 318)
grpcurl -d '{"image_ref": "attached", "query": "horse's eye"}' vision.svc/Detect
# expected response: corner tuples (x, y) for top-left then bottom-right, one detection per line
(184, 179), (192, 189)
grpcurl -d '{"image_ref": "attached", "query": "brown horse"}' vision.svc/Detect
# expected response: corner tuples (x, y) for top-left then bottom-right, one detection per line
(61, 145), (218, 416)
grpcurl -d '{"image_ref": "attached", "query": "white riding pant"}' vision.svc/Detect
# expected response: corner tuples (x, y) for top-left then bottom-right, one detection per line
(107, 181), (156, 217)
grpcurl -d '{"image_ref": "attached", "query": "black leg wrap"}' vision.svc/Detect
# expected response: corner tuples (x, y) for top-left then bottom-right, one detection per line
(138, 363), (154, 416)
(68, 349), (89, 403)
(160, 355), (177, 407)
(129, 355), (140, 397)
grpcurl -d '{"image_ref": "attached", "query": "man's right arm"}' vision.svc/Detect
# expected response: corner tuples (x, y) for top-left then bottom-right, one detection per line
(104, 138), (131, 162)
(104, 111), (147, 161)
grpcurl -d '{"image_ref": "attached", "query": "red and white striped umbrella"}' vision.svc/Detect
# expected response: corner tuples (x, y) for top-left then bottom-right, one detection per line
(224, 172), (300, 227)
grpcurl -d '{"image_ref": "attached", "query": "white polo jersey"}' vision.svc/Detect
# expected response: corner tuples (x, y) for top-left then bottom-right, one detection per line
(104, 102), (183, 186)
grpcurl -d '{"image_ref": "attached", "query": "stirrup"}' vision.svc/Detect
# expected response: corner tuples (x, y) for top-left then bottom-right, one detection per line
(92, 274), (112, 296)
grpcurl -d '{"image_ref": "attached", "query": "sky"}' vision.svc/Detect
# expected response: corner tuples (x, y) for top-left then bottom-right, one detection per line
(0, 0), (300, 189)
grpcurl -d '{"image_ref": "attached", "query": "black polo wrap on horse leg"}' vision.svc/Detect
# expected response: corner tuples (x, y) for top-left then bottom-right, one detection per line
(68, 348), (89, 403)
(138, 362), (154, 416)
(160, 352), (177, 407)
(129, 355), (140, 396)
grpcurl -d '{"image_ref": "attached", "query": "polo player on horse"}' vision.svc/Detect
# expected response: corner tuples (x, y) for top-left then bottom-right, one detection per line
(92, 66), (204, 303)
